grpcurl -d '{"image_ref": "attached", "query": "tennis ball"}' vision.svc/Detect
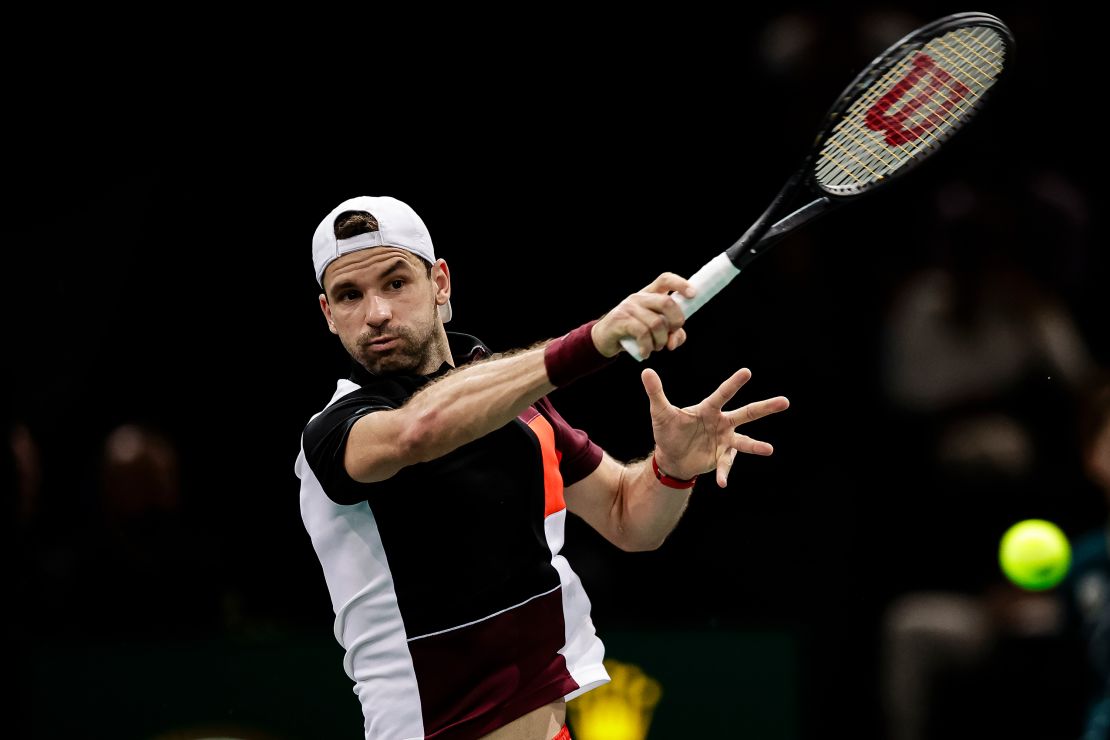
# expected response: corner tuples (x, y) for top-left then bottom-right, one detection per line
(998, 519), (1071, 591)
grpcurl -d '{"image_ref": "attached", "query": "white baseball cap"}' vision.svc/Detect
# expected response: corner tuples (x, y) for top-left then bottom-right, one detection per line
(312, 195), (452, 323)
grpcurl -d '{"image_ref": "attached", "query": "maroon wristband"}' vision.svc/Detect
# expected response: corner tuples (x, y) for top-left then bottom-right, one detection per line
(544, 319), (615, 387)
(651, 454), (698, 489)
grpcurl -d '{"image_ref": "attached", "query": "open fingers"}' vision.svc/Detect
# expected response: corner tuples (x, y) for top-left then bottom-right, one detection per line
(640, 368), (672, 411)
(716, 448), (738, 488)
(707, 368), (753, 410)
(733, 432), (774, 456)
(726, 396), (790, 427)
(717, 433), (775, 487)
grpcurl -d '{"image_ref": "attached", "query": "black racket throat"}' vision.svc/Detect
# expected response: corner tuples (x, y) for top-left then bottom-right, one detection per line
(724, 184), (833, 270)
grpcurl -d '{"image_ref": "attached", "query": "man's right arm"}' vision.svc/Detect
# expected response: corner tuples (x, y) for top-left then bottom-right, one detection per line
(345, 346), (554, 482)
(345, 272), (697, 484)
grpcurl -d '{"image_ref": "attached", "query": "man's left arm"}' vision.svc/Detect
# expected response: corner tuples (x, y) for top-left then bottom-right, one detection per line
(565, 367), (789, 552)
(564, 452), (694, 552)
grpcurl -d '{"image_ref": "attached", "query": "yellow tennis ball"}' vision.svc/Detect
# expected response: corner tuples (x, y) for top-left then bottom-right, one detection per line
(998, 519), (1071, 591)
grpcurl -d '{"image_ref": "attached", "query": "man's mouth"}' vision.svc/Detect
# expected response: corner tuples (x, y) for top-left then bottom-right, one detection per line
(366, 336), (399, 350)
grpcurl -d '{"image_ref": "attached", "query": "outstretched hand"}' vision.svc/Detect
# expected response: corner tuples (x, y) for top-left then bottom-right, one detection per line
(642, 367), (789, 488)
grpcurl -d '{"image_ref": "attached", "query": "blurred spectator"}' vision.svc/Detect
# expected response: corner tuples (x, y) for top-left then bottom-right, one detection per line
(11, 416), (44, 608)
(100, 423), (181, 528)
(873, 167), (1105, 738)
(877, 172), (1098, 592)
(24, 422), (228, 639)
(1064, 375), (1110, 738)
(880, 372), (1110, 740)
(882, 175), (1094, 416)
(11, 420), (42, 526)
(88, 422), (227, 636)
(9, 412), (41, 736)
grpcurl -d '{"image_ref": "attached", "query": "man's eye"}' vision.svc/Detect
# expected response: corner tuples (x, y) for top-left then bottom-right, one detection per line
(341, 291), (359, 301)
(389, 279), (405, 290)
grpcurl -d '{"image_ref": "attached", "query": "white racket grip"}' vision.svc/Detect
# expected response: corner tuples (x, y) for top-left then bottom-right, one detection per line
(620, 253), (741, 361)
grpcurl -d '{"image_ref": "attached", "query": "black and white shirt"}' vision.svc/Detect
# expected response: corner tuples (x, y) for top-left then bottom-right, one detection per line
(295, 333), (610, 740)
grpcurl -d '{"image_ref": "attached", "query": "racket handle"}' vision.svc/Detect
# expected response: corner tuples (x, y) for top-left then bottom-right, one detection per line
(619, 336), (646, 359)
(621, 253), (741, 361)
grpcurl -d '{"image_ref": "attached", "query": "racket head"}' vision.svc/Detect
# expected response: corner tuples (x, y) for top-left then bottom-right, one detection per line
(809, 12), (1015, 198)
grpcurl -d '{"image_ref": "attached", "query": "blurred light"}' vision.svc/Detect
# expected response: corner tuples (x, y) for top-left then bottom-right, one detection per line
(568, 659), (662, 740)
(757, 12), (819, 75)
(105, 423), (146, 464)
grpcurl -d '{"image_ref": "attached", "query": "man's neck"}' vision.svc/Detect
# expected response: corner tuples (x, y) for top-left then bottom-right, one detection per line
(415, 324), (454, 375)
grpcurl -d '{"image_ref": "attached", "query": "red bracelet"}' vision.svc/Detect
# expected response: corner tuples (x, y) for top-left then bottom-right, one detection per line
(544, 319), (615, 387)
(651, 454), (698, 489)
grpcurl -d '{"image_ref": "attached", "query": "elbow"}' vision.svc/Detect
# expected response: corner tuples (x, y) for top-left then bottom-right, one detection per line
(400, 406), (443, 464)
(616, 531), (666, 553)
(344, 406), (446, 484)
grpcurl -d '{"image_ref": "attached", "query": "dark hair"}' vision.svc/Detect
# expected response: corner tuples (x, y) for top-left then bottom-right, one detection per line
(334, 210), (432, 275)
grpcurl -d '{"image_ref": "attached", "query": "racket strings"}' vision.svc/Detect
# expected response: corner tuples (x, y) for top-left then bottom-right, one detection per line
(823, 61), (923, 174)
(871, 27), (1001, 155)
(827, 29), (995, 178)
(935, 29), (1004, 79)
(807, 60), (917, 184)
(815, 25), (1006, 194)
(819, 26), (1004, 187)
(847, 27), (1000, 155)
(817, 57), (938, 187)
(916, 28), (1003, 121)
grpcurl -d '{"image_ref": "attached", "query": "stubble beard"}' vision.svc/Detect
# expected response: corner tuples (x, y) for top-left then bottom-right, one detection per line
(349, 322), (438, 376)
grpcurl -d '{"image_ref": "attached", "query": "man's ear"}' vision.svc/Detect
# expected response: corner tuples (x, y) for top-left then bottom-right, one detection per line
(319, 293), (338, 334)
(433, 259), (451, 307)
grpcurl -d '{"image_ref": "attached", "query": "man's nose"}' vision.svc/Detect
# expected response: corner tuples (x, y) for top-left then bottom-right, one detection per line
(365, 295), (392, 326)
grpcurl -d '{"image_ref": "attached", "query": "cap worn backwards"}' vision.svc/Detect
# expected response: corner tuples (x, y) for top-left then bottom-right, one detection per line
(312, 195), (452, 323)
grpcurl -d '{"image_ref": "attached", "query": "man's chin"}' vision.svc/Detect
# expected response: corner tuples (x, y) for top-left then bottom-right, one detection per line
(359, 351), (420, 376)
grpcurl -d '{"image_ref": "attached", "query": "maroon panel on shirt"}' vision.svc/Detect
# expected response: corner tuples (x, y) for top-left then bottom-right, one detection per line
(533, 397), (603, 486)
(408, 587), (580, 740)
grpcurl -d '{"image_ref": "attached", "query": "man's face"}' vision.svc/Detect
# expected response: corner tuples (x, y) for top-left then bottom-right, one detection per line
(320, 248), (446, 375)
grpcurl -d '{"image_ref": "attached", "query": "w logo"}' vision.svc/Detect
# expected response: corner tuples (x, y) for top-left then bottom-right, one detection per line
(866, 52), (970, 146)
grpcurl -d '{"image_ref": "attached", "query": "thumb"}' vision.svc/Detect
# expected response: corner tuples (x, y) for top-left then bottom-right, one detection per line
(640, 368), (671, 411)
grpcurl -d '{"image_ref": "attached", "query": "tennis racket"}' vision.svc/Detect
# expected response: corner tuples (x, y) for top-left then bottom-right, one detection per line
(621, 11), (1015, 360)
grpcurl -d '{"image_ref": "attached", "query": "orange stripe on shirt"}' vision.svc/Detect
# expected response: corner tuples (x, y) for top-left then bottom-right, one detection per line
(527, 413), (566, 517)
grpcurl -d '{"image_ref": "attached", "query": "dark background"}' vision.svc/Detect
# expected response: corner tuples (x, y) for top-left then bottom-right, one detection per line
(6, 3), (1107, 738)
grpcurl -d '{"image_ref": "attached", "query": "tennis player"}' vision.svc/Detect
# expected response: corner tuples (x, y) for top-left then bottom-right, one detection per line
(295, 195), (789, 739)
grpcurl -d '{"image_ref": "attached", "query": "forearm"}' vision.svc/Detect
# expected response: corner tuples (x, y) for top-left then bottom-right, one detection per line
(345, 345), (555, 482)
(400, 346), (555, 463)
(613, 456), (693, 552)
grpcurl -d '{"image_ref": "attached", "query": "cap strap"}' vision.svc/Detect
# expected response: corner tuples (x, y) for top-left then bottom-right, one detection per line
(336, 231), (384, 253)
